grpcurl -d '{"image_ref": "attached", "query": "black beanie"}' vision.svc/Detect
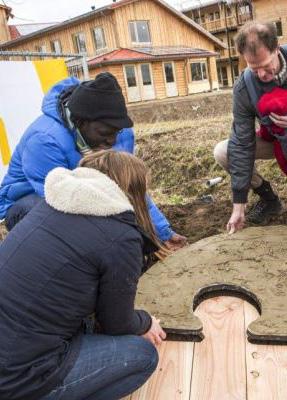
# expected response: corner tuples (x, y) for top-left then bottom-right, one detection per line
(67, 72), (133, 129)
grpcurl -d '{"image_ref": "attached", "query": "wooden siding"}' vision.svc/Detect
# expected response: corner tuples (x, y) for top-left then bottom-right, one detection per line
(175, 60), (188, 97)
(0, 8), (10, 44)
(253, 0), (287, 45)
(90, 55), (217, 104)
(151, 62), (166, 100)
(3, 14), (117, 56)
(90, 64), (128, 101)
(113, 0), (216, 52)
(90, 57), (218, 102)
(1, 0), (222, 102)
(3, 1), (219, 54)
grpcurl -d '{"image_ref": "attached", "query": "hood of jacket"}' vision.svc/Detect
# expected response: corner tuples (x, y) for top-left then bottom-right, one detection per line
(42, 77), (80, 123)
(45, 167), (134, 216)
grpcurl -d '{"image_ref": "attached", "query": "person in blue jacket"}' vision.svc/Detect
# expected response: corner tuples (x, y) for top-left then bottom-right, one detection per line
(0, 72), (186, 249)
(0, 150), (167, 400)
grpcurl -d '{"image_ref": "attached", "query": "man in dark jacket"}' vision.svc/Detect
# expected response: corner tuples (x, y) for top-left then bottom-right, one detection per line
(214, 21), (287, 233)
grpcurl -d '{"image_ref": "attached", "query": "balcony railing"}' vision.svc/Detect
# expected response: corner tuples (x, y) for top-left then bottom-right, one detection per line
(218, 47), (238, 58)
(201, 14), (252, 32)
(238, 13), (252, 25)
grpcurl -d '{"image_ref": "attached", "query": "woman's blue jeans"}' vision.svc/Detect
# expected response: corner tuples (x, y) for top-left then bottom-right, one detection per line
(41, 334), (158, 400)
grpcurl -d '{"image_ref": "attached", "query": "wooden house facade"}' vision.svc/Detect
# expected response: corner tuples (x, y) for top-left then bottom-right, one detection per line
(0, 4), (12, 44)
(183, 0), (253, 88)
(252, 0), (287, 46)
(0, 0), (226, 103)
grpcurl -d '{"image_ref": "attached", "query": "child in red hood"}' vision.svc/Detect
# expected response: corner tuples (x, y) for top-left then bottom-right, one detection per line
(257, 87), (287, 175)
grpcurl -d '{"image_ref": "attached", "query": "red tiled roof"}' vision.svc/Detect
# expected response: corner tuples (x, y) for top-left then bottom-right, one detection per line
(89, 48), (152, 66)
(88, 46), (218, 68)
(8, 25), (21, 40)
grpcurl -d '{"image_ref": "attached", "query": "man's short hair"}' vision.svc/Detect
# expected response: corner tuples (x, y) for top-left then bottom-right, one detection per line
(235, 21), (278, 55)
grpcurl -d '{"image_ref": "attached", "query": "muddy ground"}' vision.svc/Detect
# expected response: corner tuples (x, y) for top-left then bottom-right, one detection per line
(130, 90), (287, 244)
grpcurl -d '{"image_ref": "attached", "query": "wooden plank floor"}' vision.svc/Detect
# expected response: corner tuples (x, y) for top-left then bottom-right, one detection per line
(122, 296), (287, 400)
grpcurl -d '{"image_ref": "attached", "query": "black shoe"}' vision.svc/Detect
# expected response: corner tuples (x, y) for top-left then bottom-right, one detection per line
(246, 197), (283, 224)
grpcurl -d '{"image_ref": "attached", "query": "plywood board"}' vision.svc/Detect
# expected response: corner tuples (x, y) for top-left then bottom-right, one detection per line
(131, 340), (194, 400)
(245, 301), (287, 400)
(190, 297), (246, 400)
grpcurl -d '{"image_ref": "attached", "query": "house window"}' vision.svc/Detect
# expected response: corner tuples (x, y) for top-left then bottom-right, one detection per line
(274, 20), (283, 37)
(36, 44), (47, 53)
(125, 65), (137, 87)
(214, 11), (220, 20)
(35, 45), (47, 59)
(140, 64), (152, 85)
(73, 32), (87, 53)
(233, 63), (239, 79)
(51, 40), (62, 53)
(190, 62), (208, 81)
(226, 6), (232, 16)
(129, 21), (151, 43)
(93, 26), (106, 50)
(164, 62), (175, 83)
(23, 50), (30, 61)
(209, 13), (214, 21)
(239, 5), (250, 15)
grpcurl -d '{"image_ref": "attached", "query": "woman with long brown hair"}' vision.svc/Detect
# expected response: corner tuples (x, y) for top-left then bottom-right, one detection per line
(0, 150), (166, 400)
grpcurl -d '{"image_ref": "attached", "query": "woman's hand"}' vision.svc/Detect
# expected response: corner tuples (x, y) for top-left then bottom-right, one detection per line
(142, 316), (166, 346)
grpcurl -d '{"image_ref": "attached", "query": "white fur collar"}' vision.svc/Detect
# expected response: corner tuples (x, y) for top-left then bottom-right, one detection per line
(45, 167), (134, 216)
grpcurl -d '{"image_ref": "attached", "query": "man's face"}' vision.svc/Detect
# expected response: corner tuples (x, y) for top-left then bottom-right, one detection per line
(80, 121), (119, 150)
(244, 46), (281, 83)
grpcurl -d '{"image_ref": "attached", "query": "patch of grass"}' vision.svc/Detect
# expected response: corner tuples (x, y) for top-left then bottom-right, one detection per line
(135, 115), (232, 203)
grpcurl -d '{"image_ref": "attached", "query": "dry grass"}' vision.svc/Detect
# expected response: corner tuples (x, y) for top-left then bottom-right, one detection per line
(135, 115), (232, 204)
(135, 114), (287, 206)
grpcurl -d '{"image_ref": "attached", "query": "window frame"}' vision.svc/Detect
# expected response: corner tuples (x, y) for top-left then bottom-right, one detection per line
(93, 26), (107, 51)
(124, 64), (138, 88)
(73, 32), (87, 54)
(128, 20), (151, 44)
(190, 61), (208, 82)
(50, 39), (62, 53)
(274, 20), (283, 37)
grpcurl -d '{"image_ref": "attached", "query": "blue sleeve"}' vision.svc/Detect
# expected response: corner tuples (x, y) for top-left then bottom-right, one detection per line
(146, 196), (174, 242)
(113, 128), (135, 154)
(112, 128), (174, 241)
(22, 134), (68, 197)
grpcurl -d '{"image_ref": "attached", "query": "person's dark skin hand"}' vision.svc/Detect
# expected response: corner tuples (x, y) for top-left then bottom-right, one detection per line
(164, 233), (187, 251)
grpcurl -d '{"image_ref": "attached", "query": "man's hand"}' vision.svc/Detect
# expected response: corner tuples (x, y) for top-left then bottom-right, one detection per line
(142, 316), (166, 346)
(164, 233), (187, 251)
(227, 203), (246, 234)
(270, 113), (287, 129)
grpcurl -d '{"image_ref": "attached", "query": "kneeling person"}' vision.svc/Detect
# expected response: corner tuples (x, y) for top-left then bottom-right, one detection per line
(0, 150), (167, 400)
